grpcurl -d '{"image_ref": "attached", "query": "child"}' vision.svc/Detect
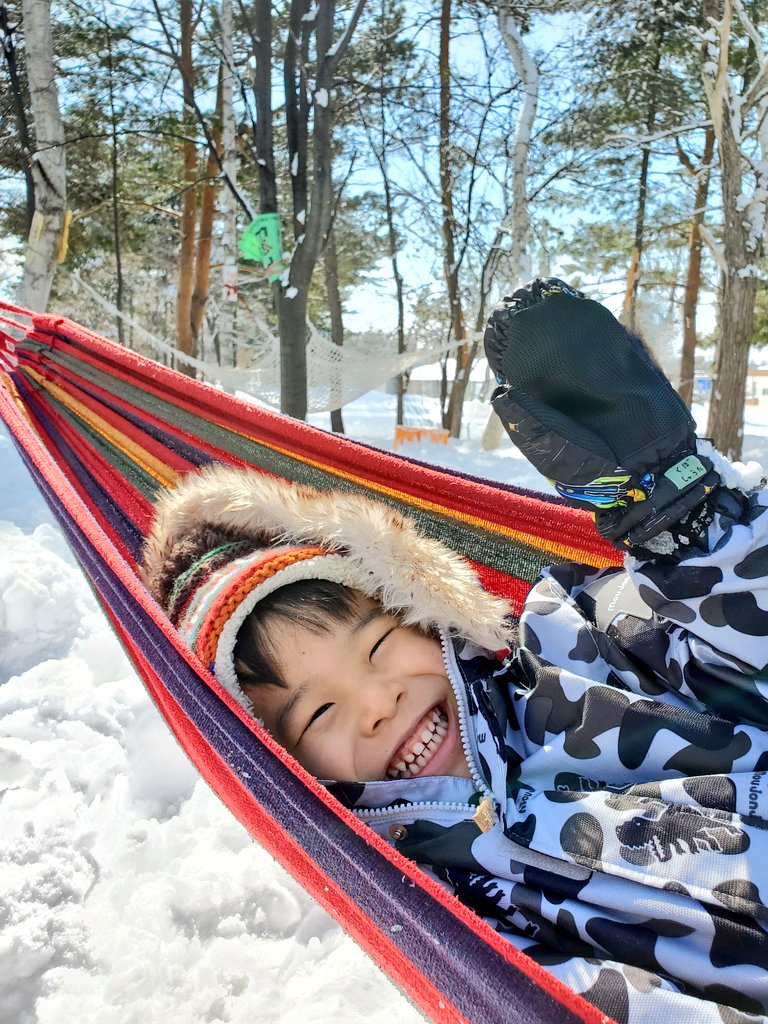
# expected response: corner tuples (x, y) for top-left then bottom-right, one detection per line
(142, 281), (768, 1024)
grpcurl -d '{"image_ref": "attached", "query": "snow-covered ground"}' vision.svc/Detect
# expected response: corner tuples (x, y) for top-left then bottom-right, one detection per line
(2, 391), (767, 1024)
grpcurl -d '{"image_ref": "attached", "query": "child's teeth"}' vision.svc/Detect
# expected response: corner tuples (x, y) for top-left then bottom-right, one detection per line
(387, 706), (451, 779)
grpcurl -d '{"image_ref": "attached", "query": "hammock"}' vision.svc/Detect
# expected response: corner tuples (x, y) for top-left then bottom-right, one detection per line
(66, 270), (459, 413)
(0, 300), (621, 1024)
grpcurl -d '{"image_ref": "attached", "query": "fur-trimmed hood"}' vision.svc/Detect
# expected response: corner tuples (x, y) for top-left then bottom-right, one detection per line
(142, 464), (513, 652)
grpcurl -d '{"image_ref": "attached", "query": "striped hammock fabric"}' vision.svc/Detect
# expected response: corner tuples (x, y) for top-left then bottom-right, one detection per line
(0, 301), (621, 1024)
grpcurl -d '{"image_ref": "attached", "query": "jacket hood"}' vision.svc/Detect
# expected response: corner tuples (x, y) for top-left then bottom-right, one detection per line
(142, 463), (513, 652)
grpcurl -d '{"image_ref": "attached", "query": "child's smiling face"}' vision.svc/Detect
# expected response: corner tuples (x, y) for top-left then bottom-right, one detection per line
(244, 596), (472, 783)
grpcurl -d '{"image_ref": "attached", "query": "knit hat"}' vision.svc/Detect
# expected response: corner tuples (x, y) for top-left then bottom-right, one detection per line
(142, 465), (513, 713)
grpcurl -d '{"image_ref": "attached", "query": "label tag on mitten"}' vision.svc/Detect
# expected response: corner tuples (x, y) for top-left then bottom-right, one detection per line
(664, 455), (708, 490)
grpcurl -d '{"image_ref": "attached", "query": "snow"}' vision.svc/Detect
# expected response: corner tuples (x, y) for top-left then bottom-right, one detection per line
(0, 419), (425, 1024)
(2, 390), (768, 1023)
(314, 88), (329, 108)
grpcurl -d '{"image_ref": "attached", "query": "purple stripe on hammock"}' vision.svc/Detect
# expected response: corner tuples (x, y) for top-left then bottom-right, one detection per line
(15, 376), (145, 559)
(14, 439), (591, 1024)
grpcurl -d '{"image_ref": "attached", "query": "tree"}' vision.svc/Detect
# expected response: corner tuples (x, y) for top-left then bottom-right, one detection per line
(217, 0), (238, 367)
(438, 0), (469, 437)
(245, 0), (366, 420)
(1, 1), (34, 232)
(700, 0), (768, 458)
(150, 0), (222, 373)
(676, 124), (715, 407)
(16, 0), (66, 311)
(480, 0), (539, 451)
(347, 0), (417, 427)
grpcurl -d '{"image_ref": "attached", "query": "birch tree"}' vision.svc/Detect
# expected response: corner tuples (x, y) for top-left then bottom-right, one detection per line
(700, 0), (768, 458)
(480, 1), (539, 451)
(16, 0), (66, 312)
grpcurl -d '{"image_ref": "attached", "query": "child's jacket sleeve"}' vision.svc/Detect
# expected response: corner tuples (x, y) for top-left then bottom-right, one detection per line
(568, 481), (768, 732)
(625, 483), (768, 670)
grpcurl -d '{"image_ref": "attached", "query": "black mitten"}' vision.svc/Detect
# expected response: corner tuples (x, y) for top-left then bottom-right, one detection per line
(484, 278), (719, 550)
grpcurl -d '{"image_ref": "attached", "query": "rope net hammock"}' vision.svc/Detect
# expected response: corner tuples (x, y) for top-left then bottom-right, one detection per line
(65, 271), (460, 413)
(0, 300), (620, 1024)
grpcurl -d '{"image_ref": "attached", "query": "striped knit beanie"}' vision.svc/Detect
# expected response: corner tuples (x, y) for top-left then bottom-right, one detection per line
(165, 538), (391, 714)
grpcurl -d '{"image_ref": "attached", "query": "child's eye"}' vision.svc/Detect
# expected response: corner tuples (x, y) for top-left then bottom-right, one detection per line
(295, 703), (333, 748)
(370, 627), (395, 660)
(307, 703), (332, 726)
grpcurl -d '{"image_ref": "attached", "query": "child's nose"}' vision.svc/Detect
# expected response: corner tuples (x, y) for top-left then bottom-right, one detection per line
(360, 677), (404, 734)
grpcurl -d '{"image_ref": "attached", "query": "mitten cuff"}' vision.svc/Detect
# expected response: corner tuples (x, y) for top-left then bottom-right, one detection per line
(595, 452), (719, 549)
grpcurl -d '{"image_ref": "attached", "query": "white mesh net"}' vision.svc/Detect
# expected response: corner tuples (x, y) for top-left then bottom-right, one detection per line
(67, 274), (458, 412)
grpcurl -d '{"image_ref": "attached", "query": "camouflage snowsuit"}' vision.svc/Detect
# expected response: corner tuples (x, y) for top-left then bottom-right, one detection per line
(334, 482), (768, 1024)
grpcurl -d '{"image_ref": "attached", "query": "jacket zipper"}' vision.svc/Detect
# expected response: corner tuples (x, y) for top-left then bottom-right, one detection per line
(355, 630), (496, 827)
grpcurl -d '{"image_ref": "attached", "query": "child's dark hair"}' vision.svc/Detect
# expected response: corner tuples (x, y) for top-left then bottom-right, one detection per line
(234, 579), (368, 692)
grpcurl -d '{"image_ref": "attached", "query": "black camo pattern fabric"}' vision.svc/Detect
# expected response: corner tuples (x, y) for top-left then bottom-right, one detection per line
(338, 485), (768, 1024)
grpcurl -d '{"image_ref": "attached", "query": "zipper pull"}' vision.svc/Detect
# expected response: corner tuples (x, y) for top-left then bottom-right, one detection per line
(472, 795), (496, 834)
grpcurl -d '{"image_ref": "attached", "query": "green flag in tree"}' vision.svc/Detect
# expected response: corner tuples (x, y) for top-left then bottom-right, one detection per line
(239, 214), (284, 280)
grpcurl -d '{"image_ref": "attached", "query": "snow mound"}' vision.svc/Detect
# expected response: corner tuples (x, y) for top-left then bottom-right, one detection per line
(0, 422), (422, 1024)
(0, 521), (93, 680)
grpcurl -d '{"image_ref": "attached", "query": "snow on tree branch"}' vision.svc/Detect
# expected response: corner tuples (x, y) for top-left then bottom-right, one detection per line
(697, 222), (727, 272)
(732, 0), (764, 61)
(325, 0), (366, 66)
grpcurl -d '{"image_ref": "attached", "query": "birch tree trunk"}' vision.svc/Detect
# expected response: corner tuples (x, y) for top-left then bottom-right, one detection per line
(104, 19), (124, 345)
(370, 103), (406, 426)
(498, 2), (536, 288)
(190, 70), (222, 354)
(481, 3), (538, 452)
(16, 0), (66, 313)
